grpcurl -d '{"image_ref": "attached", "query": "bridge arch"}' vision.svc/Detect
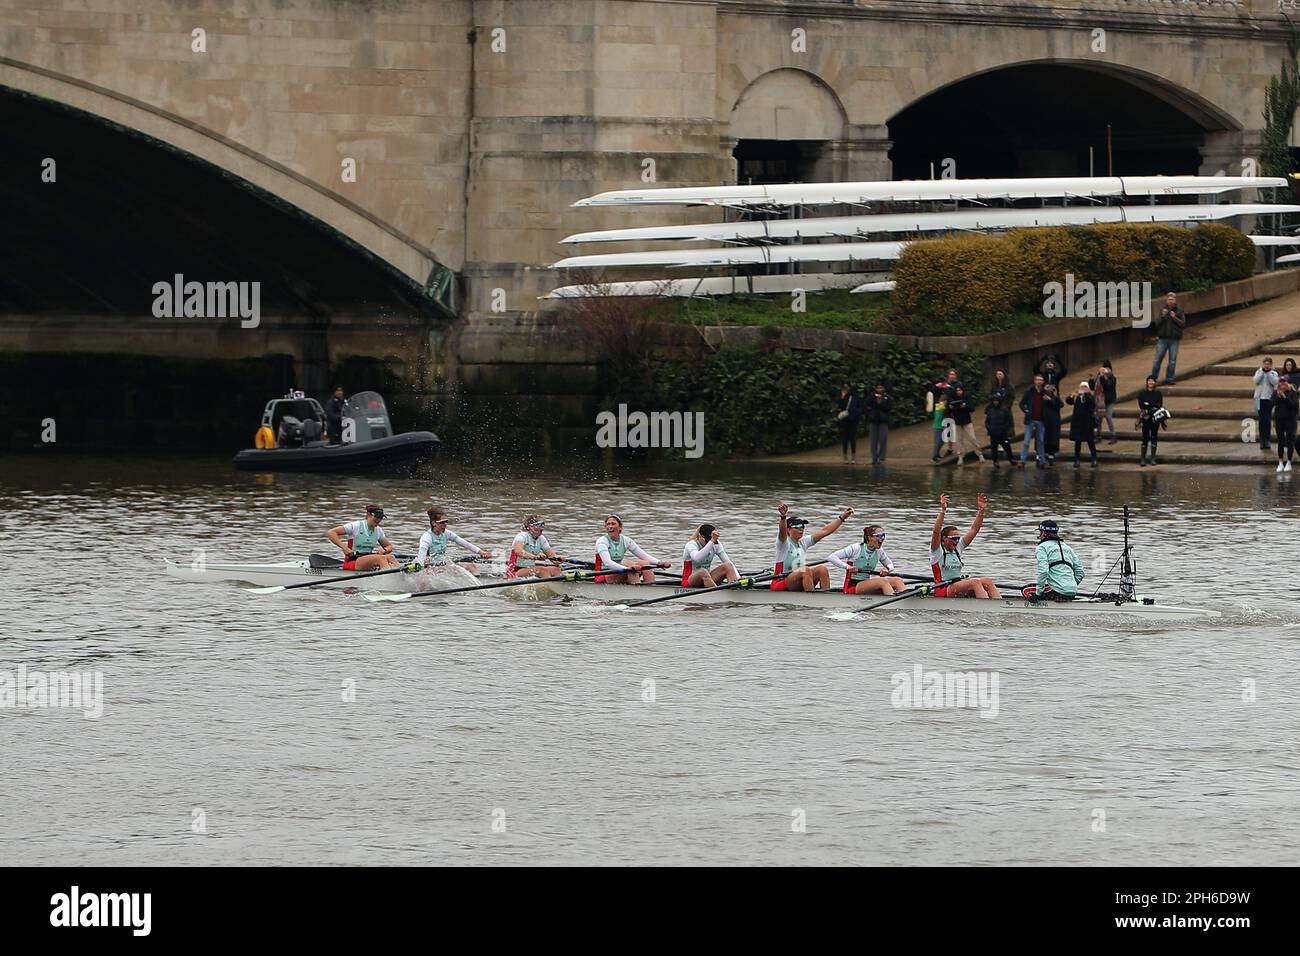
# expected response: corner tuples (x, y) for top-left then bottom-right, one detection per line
(0, 58), (454, 310)
(886, 59), (1246, 180)
(725, 67), (850, 184)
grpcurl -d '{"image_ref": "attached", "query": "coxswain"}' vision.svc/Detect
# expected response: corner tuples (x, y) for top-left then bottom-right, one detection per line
(417, 507), (492, 575)
(772, 502), (852, 591)
(509, 515), (565, 578)
(827, 524), (906, 595)
(327, 504), (400, 571)
(681, 524), (739, 588)
(929, 493), (1000, 598)
(1023, 520), (1084, 601)
(594, 515), (668, 584)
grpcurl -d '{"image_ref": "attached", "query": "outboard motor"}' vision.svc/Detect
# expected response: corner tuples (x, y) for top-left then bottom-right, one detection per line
(277, 415), (304, 448)
(299, 417), (323, 443)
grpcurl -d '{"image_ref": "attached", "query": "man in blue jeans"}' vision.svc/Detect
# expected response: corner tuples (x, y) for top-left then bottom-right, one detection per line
(1017, 374), (1049, 469)
(1150, 292), (1186, 385)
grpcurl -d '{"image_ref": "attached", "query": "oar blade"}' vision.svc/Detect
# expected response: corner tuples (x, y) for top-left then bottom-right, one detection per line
(244, 585), (287, 594)
(363, 591), (412, 603)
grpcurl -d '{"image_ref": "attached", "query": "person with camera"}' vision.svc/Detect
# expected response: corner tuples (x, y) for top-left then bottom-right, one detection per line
(1017, 374), (1049, 469)
(984, 393), (1014, 468)
(864, 382), (892, 464)
(1137, 376), (1165, 467)
(836, 382), (863, 463)
(1150, 293), (1186, 385)
(1254, 357), (1278, 452)
(1089, 361), (1118, 443)
(1066, 381), (1099, 468)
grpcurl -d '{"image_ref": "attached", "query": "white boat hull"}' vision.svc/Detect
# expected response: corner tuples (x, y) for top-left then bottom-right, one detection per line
(508, 580), (1219, 621)
(163, 558), (474, 592)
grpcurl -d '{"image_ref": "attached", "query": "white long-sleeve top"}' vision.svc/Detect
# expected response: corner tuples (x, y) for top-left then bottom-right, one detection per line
(595, 533), (655, 573)
(417, 529), (483, 564)
(826, 542), (895, 577)
(682, 538), (730, 571)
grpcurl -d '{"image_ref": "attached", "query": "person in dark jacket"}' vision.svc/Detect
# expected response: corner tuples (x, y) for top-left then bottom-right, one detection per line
(1042, 384), (1064, 465)
(1035, 353), (1067, 388)
(1137, 376), (1164, 466)
(1018, 374), (1049, 469)
(864, 383), (892, 464)
(948, 385), (985, 465)
(836, 383), (863, 463)
(1150, 292), (1186, 385)
(324, 385), (346, 445)
(1066, 380), (1099, 467)
(1281, 357), (1300, 389)
(1088, 361), (1119, 443)
(989, 368), (1013, 405)
(985, 395), (1014, 468)
(1273, 378), (1299, 473)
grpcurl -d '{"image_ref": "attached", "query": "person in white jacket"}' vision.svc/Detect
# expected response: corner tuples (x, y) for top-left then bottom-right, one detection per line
(1255, 357), (1279, 451)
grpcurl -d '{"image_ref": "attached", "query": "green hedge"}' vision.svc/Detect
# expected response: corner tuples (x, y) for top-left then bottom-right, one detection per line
(644, 343), (985, 456)
(893, 223), (1255, 330)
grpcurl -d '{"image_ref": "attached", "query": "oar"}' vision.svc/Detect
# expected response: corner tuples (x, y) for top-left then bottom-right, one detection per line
(363, 568), (604, 603)
(624, 560), (828, 608)
(308, 552), (419, 569)
(245, 562), (419, 594)
(895, 571), (1023, 592)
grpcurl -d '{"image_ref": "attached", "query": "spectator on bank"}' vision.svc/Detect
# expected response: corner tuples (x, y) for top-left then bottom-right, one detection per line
(1281, 357), (1300, 389)
(1138, 376), (1164, 467)
(1043, 384), (1064, 465)
(990, 368), (1013, 405)
(985, 394), (1014, 468)
(1273, 379), (1298, 473)
(1066, 381), (1099, 468)
(324, 385), (346, 445)
(836, 383), (863, 463)
(945, 368), (962, 391)
(1018, 374), (1049, 469)
(1035, 352), (1067, 388)
(929, 381), (953, 462)
(1254, 357), (1279, 452)
(865, 383), (892, 464)
(1150, 292), (1186, 385)
(948, 385), (985, 466)
(1089, 361), (1118, 444)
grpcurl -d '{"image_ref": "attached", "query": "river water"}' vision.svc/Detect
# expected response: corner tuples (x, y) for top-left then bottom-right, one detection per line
(2, 453), (1298, 865)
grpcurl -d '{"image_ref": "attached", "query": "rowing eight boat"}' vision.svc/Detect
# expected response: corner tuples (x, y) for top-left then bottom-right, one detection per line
(162, 557), (471, 592)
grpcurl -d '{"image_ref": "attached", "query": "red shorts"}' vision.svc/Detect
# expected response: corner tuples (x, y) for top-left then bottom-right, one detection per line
(932, 584), (949, 597)
(842, 574), (858, 594)
(342, 559), (358, 571)
(769, 578), (788, 592)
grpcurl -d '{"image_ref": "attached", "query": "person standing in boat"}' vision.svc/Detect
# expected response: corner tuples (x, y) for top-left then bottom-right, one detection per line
(327, 504), (400, 571)
(929, 493), (1000, 599)
(324, 385), (346, 445)
(417, 507), (493, 576)
(1022, 520), (1084, 602)
(773, 502), (852, 592)
(1137, 376), (1164, 467)
(681, 524), (739, 588)
(594, 515), (668, 584)
(508, 515), (565, 579)
(827, 524), (907, 595)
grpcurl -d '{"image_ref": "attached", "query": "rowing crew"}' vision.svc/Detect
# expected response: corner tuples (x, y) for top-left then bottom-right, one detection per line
(324, 496), (1087, 601)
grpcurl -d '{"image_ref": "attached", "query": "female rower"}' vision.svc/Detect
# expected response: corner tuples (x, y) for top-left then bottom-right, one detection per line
(681, 524), (739, 588)
(595, 515), (668, 584)
(929, 493), (1000, 598)
(509, 515), (565, 578)
(417, 507), (492, 575)
(772, 502), (853, 591)
(827, 525), (906, 595)
(327, 504), (400, 571)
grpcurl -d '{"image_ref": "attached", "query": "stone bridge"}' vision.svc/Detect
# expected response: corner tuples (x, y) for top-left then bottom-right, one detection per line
(1, 0), (1294, 449)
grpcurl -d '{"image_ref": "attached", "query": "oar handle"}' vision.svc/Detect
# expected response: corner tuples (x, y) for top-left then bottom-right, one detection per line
(626, 560), (826, 608)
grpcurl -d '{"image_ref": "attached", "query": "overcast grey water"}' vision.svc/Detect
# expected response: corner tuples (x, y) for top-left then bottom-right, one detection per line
(2, 453), (1299, 866)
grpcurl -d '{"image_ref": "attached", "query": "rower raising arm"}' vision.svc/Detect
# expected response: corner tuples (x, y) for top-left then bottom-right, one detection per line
(774, 501), (853, 591)
(929, 493), (1000, 599)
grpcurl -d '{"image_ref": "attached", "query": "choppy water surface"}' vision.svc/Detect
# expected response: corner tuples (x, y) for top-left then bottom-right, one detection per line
(3, 454), (1298, 865)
